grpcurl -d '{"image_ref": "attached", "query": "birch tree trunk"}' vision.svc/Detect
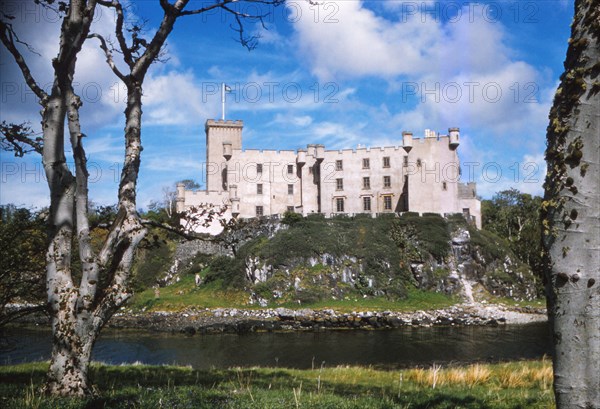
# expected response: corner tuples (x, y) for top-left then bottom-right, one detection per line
(542, 0), (600, 407)
(40, 0), (100, 396)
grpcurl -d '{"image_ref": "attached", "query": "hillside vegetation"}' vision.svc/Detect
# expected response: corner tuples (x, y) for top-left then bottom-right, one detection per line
(130, 212), (542, 311)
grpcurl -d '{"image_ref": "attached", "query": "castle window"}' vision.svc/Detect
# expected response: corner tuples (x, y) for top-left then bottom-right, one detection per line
(257, 163), (263, 174)
(256, 206), (264, 216)
(336, 198), (345, 212)
(383, 195), (393, 210)
(336, 160), (343, 171)
(309, 166), (313, 174)
(383, 195), (392, 210)
(288, 184), (294, 195)
(403, 156), (408, 167)
(442, 182), (447, 191)
(363, 177), (370, 190)
(287, 206), (295, 213)
(336, 178), (343, 191)
(416, 159), (422, 167)
(362, 158), (370, 169)
(287, 164), (294, 174)
(383, 157), (390, 168)
(383, 176), (391, 188)
(257, 184), (263, 195)
(363, 196), (371, 211)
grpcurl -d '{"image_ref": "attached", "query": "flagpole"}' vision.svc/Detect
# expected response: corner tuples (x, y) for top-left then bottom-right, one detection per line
(221, 82), (225, 121)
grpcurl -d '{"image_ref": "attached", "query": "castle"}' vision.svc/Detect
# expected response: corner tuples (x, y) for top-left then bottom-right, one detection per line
(176, 119), (481, 234)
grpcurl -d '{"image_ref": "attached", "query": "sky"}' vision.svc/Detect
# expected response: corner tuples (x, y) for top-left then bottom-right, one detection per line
(0, 0), (574, 209)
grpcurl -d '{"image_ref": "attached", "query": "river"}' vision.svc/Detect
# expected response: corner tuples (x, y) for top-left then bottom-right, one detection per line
(1, 323), (551, 369)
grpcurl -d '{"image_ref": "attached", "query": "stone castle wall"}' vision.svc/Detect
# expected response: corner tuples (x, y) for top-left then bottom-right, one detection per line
(177, 120), (482, 233)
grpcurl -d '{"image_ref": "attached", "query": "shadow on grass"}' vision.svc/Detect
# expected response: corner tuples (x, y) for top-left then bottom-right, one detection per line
(0, 364), (550, 409)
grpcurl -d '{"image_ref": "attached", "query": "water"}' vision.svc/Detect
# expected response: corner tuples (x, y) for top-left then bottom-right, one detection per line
(0, 323), (551, 369)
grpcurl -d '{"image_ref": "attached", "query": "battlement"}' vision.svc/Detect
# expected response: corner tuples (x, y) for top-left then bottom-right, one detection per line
(205, 119), (244, 129)
(236, 149), (297, 155)
(325, 146), (405, 154)
(185, 190), (229, 197)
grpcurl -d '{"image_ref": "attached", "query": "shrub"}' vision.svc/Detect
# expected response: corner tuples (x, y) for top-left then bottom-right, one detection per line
(281, 211), (303, 225)
(204, 256), (245, 288)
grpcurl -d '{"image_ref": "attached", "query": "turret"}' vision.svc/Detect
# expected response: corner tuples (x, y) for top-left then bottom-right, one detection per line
(402, 131), (413, 153)
(229, 184), (240, 216)
(297, 149), (306, 165)
(449, 127), (460, 149)
(315, 144), (325, 161)
(176, 183), (185, 213)
(223, 142), (232, 160)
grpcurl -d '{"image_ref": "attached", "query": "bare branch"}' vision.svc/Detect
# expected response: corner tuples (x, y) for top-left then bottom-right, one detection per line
(225, 6), (261, 50)
(140, 219), (215, 241)
(0, 20), (48, 102)
(0, 121), (43, 156)
(97, 0), (134, 67)
(178, 0), (285, 17)
(87, 33), (128, 82)
(177, 0), (234, 16)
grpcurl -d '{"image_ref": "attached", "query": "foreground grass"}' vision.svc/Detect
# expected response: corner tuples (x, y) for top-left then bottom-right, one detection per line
(0, 359), (554, 408)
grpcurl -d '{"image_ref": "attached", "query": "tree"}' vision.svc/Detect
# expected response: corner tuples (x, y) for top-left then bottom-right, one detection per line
(1, 0), (284, 397)
(542, 0), (599, 407)
(482, 188), (543, 275)
(0, 205), (47, 326)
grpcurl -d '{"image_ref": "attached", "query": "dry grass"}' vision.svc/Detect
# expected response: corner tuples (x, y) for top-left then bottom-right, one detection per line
(397, 359), (551, 390)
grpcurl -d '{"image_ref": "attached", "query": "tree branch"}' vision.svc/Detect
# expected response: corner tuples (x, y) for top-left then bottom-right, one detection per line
(87, 33), (128, 83)
(0, 121), (43, 156)
(177, 0), (234, 16)
(140, 219), (215, 241)
(65, 88), (101, 309)
(97, 0), (134, 67)
(0, 20), (48, 102)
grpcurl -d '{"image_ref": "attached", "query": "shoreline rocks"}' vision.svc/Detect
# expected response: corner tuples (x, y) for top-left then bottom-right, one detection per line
(12, 303), (547, 335)
(103, 303), (546, 335)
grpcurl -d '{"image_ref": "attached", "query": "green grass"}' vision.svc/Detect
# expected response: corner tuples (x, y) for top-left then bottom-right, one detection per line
(0, 359), (554, 408)
(277, 289), (458, 312)
(127, 277), (458, 312)
(128, 274), (251, 311)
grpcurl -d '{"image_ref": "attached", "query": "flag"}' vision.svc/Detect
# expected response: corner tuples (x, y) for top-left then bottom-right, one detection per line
(224, 84), (232, 93)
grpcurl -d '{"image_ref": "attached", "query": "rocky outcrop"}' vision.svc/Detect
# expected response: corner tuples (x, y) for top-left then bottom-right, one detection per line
(409, 228), (539, 301)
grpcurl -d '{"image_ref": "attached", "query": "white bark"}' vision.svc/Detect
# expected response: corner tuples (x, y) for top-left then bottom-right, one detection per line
(543, 0), (600, 407)
(42, 0), (100, 397)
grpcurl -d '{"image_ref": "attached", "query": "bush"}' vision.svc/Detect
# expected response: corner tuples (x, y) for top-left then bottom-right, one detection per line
(204, 256), (245, 288)
(281, 211), (303, 225)
(393, 213), (450, 262)
(131, 232), (173, 291)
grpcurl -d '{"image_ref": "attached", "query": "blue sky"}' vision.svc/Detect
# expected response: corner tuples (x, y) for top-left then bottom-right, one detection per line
(0, 0), (573, 209)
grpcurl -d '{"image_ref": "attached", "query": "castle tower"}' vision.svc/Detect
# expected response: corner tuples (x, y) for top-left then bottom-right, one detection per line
(205, 119), (243, 192)
(449, 127), (460, 149)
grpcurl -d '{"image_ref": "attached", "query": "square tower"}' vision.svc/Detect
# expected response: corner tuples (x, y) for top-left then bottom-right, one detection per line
(205, 119), (243, 192)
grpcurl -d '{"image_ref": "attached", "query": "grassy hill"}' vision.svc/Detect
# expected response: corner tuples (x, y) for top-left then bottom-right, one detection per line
(128, 213), (543, 312)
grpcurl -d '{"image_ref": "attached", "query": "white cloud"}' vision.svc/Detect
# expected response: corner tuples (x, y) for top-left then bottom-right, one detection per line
(289, 1), (554, 139)
(142, 70), (217, 125)
(291, 1), (437, 80)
